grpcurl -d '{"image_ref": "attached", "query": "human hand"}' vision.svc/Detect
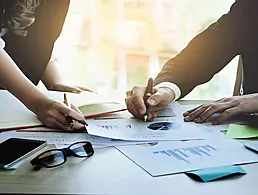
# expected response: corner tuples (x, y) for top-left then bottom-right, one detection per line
(48, 83), (94, 94)
(126, 86), (175, 121)
(183, 94), (258, 125)
(33, 98), (86, 131)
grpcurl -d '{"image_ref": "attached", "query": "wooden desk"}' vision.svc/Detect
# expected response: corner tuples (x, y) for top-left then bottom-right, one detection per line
(1, 101), (258, 195)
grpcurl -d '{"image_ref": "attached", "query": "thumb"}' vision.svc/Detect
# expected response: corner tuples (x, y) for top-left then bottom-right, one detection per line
(56, 103), (85, 121)
(147, 94), (163, 106)
(147, 88), (175, 106)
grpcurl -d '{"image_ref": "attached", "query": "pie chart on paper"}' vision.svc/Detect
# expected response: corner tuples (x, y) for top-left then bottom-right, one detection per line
(147, 122), (181, 131)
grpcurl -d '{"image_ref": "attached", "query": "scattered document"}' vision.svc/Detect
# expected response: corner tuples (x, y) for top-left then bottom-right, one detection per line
(45, 90), (127, 118)
(173, 104), (233, 132)
(156, 102), (181, 117)
(86, 117), (209, 141)
(0, 92), (43, 131)
(170, 104), (200, 117)
(226, 124), (258, 139)
(0, 90), (126, 131)
(0, 120), (43, 131)
(116, 138), (258, 176)
(0, 130), (149, 148)
(244, 142), (258, 153)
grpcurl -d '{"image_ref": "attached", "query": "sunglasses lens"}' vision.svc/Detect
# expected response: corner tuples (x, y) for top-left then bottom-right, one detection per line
(38, 150), (65, 167)
(70, 142), (93, 157)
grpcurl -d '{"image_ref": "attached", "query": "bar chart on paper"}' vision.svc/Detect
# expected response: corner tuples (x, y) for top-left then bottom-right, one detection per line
(116, 139), (258, 176)
(153, 145), (217, 164)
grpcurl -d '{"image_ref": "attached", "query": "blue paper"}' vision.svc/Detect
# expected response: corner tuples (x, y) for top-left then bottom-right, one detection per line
(186, 165), (246, 182)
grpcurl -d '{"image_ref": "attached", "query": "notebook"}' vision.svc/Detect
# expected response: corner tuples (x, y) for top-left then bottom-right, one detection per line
(0, 90), (126, 131)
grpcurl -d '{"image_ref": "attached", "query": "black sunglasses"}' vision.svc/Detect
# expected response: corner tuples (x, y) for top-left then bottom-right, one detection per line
(30, 141), (94, 170)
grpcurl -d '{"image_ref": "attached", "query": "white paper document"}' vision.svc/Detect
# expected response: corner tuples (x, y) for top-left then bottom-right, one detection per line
(116, 138), (258, 176)
(86, 117), (209, 141)
(171, 104), (230, 132)
(0, 92), (42, 127)
(0, 130), (148, 148)
(0, 90), (125, 130)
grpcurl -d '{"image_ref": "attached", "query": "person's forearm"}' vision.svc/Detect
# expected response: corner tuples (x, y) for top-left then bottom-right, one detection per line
(42, 56), (63, 89)
(0, 49), (47, 112)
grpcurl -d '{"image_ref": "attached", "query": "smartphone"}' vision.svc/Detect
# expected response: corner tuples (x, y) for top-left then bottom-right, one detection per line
(0, 138), (46, 168)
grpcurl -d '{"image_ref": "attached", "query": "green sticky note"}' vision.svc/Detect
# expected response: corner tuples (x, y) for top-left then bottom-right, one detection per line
(226, 124), (258, 139)
(186, 166), (246, 182)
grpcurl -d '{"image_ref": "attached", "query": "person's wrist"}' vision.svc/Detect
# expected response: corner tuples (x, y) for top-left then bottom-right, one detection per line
(47, 82), (59, 90)
(26, 93), (51, 115)
(45, 78), (64, 90)
(251, 94), (258, 111)
(47, 82), (64, 91)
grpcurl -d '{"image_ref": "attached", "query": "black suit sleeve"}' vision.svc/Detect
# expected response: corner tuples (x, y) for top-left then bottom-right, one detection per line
(154, 0), (256, 98)
(2, 0), (70, 85)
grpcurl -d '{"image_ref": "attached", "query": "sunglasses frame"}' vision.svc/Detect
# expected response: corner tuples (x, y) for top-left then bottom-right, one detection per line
(30, 141), (94, 170)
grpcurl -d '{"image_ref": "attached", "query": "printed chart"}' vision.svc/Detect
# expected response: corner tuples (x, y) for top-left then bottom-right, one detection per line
(153, 144), (217, 163)
(116, 139), (258, 176)
(86, 117), (208, 141)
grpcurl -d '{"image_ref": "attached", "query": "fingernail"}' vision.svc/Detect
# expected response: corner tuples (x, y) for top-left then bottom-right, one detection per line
(139, 109), (145, 115)
(147, 99), (156, 106)
(148, 118), (154, 122)
(184, 116), (190, 121)
(147, 115), (153, 122)
(195, 118), (201, 123)
(73, 88), (82, 93)
(212, 121), (218, 125)
(80, 120), (86, 125)
(183, 112), (189, 117)
(77, 126), (87, 132)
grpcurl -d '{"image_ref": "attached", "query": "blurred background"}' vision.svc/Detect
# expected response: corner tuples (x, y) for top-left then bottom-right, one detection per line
(52, 0), (238, 101)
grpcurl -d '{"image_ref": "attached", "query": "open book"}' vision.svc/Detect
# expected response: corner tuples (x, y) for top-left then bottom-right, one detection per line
(0, 90), (126, 131)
